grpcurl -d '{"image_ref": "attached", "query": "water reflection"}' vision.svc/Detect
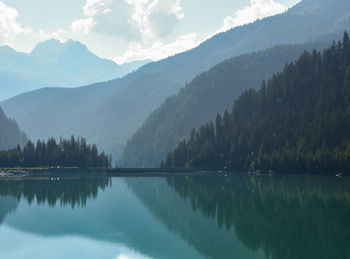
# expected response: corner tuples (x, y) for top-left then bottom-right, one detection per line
(125, 176), (262, 259)
(0, 196), (18, 224)
(0, 177), (205, 259)
(0, 174), (349, 259)
(0, 177), (111, 208)
(164, 174), (350, 259)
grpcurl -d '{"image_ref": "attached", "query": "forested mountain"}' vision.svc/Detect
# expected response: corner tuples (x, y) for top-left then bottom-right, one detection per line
(2, 0), (350, 162)
(122, 43), (326, 167)
(0, 40), (149, 100)
(0, 107), (27, 151)
(164, 33), (350, 171)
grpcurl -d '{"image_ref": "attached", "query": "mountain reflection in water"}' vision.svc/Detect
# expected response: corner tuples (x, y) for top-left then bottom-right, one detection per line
(0, 173), (349, 259)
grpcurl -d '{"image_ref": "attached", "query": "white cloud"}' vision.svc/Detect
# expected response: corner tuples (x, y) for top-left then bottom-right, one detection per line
(71, 18), (96, 34)
(125, 0), (153, 41)
(0, 1), (32, 44)
(115, 32), (199, 64)
(103, 8), (112, 14)
(126, 0), (185, 42)
(113, 0), (187, 63)
(147, 0), (184, 20)
(83, 0), (109, 17)
(70, 0), (111, 35)
(37, 29), (68, 41)
(71, 0), (111, 34)
(70, 0), (188, 62)
(72, 0), (184, 41)
(218, 0), (287, 33)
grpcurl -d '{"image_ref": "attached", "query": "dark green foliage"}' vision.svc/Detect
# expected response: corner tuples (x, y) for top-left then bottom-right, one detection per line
(122, 43), (327, 167)
(0, 136), (110, 168)
(164, 32), (350, 171)
(0, 106), (27, 150)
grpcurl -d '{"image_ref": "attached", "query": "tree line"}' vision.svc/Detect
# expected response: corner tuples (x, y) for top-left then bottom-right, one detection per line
(162, 32), (350, 172)
(0, 136), (111, 168)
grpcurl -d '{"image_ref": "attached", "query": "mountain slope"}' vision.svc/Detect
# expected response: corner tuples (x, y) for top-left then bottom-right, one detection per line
(164, 35), (350, 170)
(121, 43), (327, 167)
(2, 0), (350, 161)
(0, 40), (148, 100)
(0, 106), (27, 150)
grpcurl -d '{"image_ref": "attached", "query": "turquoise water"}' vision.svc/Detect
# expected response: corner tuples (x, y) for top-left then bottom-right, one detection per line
(0, 174), (349, 259)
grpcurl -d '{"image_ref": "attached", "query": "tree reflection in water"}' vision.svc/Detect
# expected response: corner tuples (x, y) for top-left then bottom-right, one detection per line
(0, 174), (348, 259)
(0, 177), (111, 208)
(166, 174), (350, 259)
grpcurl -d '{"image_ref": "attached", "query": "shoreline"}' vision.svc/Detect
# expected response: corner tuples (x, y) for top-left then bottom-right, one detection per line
(0, 167), (215, 179)
(0, 167), (349, 179)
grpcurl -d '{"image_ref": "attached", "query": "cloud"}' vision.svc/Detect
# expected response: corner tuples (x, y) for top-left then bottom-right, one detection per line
(114, 0), (188, 63)
(71, 0), (136, 39)
(83, 0), (110, 17)
(70, 0), (188, 62)
(125, 0), (185, 41)
(115, 32), (199, 64)
(72, 0), (184, 41)
(218, 0), (287, 33)
(71, 18), (96, 34)
(0, 1), (32, 44)
(37, 29), (68, 41)
(71, 0), (111, 34)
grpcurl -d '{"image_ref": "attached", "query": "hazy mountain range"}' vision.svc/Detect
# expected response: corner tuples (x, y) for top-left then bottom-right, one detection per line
(0, 39), (150, 101)
(2, 0), (350, 164)
(121, 43), (327, 167)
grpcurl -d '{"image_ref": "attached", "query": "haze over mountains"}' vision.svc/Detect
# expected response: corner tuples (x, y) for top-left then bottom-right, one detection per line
(0, 39), (150, 101)
(121, 43), (327, 167)
(0, 107), (27, 151)
(2, 0), (350, 164)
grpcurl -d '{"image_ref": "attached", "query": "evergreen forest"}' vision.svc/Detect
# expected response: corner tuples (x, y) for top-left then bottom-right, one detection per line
(163, 32), (350, 172)
(0, 136), (110, 168)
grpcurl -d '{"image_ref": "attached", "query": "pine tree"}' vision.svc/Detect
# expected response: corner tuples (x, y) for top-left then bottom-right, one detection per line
(343, 31), (350, 50)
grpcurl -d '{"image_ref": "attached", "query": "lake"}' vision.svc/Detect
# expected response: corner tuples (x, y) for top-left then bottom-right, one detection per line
(0, 173), (349, 259)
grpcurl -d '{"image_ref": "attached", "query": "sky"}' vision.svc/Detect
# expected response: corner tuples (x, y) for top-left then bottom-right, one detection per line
(0, 0), (300, 64)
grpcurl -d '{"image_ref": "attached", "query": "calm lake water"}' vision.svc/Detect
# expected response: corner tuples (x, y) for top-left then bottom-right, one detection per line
(0, 173), (349, 259)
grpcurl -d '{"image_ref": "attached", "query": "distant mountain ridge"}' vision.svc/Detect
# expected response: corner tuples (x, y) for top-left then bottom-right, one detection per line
(2, 0), (350, 162)
(0, 40), (150, 100)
